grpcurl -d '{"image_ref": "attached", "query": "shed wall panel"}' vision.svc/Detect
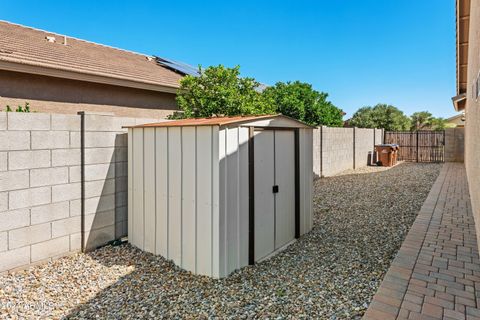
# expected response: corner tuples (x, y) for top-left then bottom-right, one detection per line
(154, 128), (168, 257)
(211, 126), (220, 278)
(226, 127), (239, 272)
(219, 126), (251, 274)
(127, 129), (133, 242)
(132, 129), (144, 249)
(143, 128), (156, 253)
(218, 128), (227, 277)
(299, 129), (306, 235)
(168, 127), (182, 265)
(196, 126), (213, 276)
(303, 129), (313, 232)
(238, 127), (249, 267)
(182, 127), (197, 272)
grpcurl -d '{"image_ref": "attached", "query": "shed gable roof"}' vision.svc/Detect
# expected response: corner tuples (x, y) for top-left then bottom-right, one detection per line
(126, 115), (314, 128)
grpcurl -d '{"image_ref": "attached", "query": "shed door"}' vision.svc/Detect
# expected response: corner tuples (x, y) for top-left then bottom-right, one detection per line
(253, 130), (275, 261)
(274, 130), (296, 249)
(253, 129), (295, 261)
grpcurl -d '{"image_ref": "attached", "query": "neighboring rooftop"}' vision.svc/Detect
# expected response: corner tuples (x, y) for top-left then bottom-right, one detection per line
(447, 113), (465, 122)
(0, 20), (191, 92)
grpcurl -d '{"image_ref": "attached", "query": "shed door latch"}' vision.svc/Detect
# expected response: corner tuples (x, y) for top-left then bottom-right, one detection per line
(272, 185), (279, 193)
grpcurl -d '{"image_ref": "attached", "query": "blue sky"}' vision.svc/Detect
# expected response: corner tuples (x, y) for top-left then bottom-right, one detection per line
(2, 0), (456, 118)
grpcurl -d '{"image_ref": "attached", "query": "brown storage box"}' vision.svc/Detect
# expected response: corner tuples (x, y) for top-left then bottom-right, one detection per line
(375, 144), (399, 167)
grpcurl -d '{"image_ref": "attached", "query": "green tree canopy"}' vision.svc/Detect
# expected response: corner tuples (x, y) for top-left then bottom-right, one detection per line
(410, 111), (446, 131)
(175, 65), (343, 127)
(175, 65), (275, 118)
(410, 111), (434, 131)
(349, 104), (411, 131)
(429, 117), (447, 131)
(262, 81), (344, 127)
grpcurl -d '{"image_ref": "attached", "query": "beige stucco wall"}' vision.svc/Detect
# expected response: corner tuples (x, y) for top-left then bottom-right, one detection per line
(464, 0), (480, 251)
(0, 70), (178, 119)
(445, 128), (465, 162)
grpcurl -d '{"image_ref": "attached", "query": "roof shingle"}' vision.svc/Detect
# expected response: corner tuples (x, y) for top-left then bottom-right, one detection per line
(0, 20), (183, 89)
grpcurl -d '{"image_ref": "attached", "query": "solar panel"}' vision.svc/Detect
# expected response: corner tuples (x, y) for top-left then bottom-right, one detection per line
(154, 56), (200, 77)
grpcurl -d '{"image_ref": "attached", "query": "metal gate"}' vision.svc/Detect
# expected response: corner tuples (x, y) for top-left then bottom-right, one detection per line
(384, 131), (445, 163)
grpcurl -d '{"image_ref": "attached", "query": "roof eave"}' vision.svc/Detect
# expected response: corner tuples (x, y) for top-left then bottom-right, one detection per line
(456, 0), (470, 97)
(452, 93), (467, 111)
(0, 59), (180, 94)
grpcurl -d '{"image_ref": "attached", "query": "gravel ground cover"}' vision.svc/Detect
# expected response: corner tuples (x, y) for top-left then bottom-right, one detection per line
(0, 162), (441, 319)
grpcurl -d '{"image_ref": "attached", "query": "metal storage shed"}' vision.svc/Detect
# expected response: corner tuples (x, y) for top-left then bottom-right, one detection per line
(126, 115), (314, 278)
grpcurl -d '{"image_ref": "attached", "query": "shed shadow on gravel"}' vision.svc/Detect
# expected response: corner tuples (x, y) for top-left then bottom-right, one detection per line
(65, 162), (442, 319)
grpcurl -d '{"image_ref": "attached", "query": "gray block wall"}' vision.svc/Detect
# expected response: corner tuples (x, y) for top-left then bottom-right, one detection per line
(322, 127), (354, 176)
(0, 112), (81, 272)
(0, 112), (158, 273)
(313, 126), (383, 177)
(374, 129), (383, 152)
(354, 128), (375, 169)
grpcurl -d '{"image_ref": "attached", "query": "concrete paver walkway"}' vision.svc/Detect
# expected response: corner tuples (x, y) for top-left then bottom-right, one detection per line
(364, 163), (480, 320)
